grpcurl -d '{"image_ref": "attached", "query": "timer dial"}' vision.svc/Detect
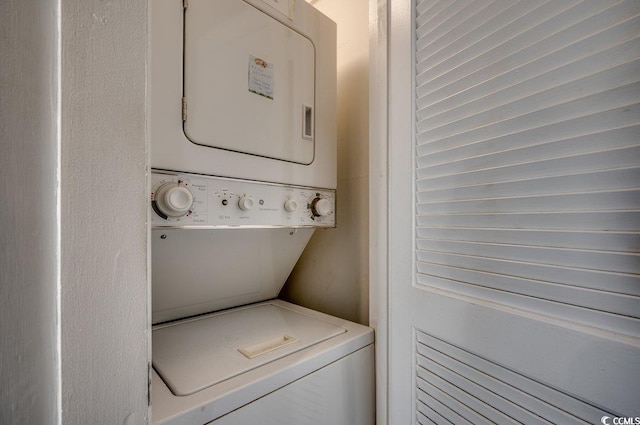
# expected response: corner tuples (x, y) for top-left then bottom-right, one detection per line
(311, 197), (332, 217)
(154, 182), (194, 218)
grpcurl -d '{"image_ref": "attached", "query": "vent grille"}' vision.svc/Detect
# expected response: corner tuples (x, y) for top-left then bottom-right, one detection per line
(415, 330), (614, 424)
(415, 0), (640, 337)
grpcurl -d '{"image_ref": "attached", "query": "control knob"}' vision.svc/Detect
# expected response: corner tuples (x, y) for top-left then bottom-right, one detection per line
(311, 197), (332, 217)
(284, 199), (298, 212)
(153, 182), (194, 218)
(238, 196), (255, 211)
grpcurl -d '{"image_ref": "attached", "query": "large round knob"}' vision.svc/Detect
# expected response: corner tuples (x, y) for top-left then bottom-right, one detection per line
(154, 182), (194, 218)
(238, 196), (255, 211)
(311, 197), (332, 217)
(284, 199), (298, 212)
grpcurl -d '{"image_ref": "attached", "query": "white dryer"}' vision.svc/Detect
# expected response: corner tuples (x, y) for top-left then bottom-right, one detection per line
(149, 1), (374, 424)
(150, 0), (337, 188)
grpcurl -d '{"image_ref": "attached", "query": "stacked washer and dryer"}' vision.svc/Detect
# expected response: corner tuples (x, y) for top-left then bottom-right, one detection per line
(149, 0), (374, 424)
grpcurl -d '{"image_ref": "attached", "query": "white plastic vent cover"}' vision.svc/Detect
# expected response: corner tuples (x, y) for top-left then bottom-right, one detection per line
(183, 0), (316, 164)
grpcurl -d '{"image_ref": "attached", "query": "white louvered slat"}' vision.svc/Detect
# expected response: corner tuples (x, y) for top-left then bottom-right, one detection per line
(416, 227), (640, 253)
(417, 82), (640, 144)
(418, 167), (640, 203)
(416, 104), (640, 160)
(419, 58), (640, 134)
(416, 251), (640, 296)
(417, 248), (640, 313)
(417, 357), (558, 424)
(417, 238), (640, 275)
(416, 0), (473, 36)
(416, 0), (440, 17)
(417, 410), (437, 425)
(417, 1), (631, 100)
(415, 0), (640, 344)
(416, 0), (455, 32)
(416, 368), (518, 424)
(416, 1), (578, 92)
(415, 271), (640, 339)
(416, 388), (475, 425)
(417, 372), (500, 424)
(418, 28), (640, 121)
(417, 211), (640, 232)
(417, 190), (640, 215)
(417, 402), (448, 425)
(415, 331), (613, 424)
(418, 145), (640, 188)
(415, 0), (501, 57)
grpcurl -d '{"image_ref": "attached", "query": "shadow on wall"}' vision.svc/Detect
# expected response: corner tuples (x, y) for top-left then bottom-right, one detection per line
(280, 53), (370, 325)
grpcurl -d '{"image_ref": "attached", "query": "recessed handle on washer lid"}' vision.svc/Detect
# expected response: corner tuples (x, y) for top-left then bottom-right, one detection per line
(238, 334), (298, 359)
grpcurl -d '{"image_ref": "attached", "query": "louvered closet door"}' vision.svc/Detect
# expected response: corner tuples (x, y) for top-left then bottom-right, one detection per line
(386, 1), (640, 424)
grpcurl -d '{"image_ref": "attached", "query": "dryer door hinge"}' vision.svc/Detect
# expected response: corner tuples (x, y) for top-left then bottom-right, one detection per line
(182, 97), (187, 121)
(147, 362), (152, 407)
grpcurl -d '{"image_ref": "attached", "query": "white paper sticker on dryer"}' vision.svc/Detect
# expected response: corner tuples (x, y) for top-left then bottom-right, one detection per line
(248, 55), (274, 100)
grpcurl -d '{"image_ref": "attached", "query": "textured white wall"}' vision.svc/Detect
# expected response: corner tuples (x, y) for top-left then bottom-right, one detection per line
(59, 0), (149, 423)
(281, 0), (370, 325)
(0, 1), (60, 423)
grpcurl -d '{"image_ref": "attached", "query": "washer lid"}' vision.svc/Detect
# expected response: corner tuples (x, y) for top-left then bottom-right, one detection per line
(152, 303), (346, 396)
(183, 0), (316, 164)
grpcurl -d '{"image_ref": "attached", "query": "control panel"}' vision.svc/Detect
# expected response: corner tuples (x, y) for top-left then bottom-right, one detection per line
(151, 171), (336, 228)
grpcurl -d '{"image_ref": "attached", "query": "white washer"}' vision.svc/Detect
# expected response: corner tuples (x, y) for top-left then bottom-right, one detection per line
(152, 300), (374, 425)
(150, 173), (374, 425)
(149, 2), (373, 423)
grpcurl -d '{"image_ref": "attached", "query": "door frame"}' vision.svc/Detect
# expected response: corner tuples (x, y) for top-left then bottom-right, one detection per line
(371, 2), (640, 423)
(369, 0), (415, 423)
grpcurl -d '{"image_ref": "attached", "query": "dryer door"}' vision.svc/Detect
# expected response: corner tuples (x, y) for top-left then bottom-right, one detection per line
(183, 0), (316, 164)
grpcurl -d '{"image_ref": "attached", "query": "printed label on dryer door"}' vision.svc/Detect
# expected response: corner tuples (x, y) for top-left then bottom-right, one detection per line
(248, 55), (274, 100)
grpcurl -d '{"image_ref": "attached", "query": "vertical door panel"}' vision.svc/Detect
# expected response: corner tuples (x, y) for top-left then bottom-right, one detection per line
(386, 0), (640, 423)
